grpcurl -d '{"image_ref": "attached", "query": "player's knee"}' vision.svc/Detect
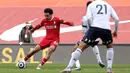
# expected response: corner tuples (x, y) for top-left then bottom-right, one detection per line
(78, 42), (89, 51)
(48, 46), (56, 53)
(106, 43), (113, 48)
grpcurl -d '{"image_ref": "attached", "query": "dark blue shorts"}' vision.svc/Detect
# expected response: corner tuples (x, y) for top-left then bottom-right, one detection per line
(82, 27), (113, 45)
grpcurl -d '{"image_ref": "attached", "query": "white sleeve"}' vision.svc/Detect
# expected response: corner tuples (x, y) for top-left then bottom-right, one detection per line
(86, 5), (92, 19)
(111, 7), (119, 32)
(84, 5), (92, 25)
(82, 17), (89, 34)
(82, 17), (88, 26)
(111, 8), (119, 21)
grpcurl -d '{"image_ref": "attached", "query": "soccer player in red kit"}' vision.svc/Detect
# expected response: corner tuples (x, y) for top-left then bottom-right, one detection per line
(22, 8), (74, 69)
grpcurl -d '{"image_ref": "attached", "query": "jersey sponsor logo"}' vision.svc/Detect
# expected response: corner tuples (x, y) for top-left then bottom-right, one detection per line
(46, 25), (57, 29)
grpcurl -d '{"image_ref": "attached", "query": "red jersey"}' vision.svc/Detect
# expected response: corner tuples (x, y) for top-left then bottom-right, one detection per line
(32, 17), (73, 42)
(42, 17), (62, 41)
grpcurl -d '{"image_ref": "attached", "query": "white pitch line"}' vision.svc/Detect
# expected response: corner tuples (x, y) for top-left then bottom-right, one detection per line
(110, 20), (130, 25)
(29, 18), (38, 23)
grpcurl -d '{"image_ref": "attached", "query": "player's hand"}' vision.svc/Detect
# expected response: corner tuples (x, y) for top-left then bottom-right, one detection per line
(113, 31), (117, 38)
(30, 29), (34, 33)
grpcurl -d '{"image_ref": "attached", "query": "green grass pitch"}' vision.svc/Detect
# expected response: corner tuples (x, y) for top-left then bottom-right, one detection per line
(0, 63), (130, 73)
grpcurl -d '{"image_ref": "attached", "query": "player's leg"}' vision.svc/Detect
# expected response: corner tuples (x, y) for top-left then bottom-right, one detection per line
(41, 46), (56, 65)
(61, 28), (97, 73)
(101, 29), (114, 73)
(61, 41), (89, 73)
(16, 45), (42, 66)
(91, 45), (105, 68)
(24, 38), (50, 62)
(37, 41), (58, 69)
(72, 41), (81, 71)
(36, 46), (56, 69)
(24, 45), (42, 61)
(106, 43), (114, 73)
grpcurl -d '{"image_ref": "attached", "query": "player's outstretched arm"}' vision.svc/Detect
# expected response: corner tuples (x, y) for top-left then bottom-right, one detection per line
(31, 22), (44, 33)
(60, 19), (74, 26)
(30, 24), (43, 33)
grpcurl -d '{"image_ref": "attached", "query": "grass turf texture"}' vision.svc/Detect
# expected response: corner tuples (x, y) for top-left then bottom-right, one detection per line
(0, 63), (130, 73)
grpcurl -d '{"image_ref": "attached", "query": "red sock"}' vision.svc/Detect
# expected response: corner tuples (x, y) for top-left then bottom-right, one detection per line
(24, 54), (32, 61)
(41, 58), (47, 65)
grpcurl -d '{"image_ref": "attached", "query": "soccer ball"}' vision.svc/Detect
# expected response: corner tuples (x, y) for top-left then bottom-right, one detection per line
(18, 60), (27, 69)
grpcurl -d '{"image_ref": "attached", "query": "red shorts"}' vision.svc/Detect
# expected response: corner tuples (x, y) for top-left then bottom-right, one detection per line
(39, 38), (59, 49)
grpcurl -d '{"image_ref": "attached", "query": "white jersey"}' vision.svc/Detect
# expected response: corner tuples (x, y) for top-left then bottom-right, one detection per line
(85, 0), (119, 30)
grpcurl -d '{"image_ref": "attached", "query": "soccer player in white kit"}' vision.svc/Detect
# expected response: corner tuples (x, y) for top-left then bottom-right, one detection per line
(72, 1), (105, 71)
(61, 0), (119, 73)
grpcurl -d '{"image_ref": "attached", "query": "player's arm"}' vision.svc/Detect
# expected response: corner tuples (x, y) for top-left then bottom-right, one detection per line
(111, 7), (119, 32)
(30, 21), (44, 33)
(84, 4), (92, 25)
(82, 16), (89, 34)
(59, 19), (74, 26)
(111, 7), (119, 37)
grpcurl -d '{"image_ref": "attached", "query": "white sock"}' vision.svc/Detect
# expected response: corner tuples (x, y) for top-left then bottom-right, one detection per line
(71, 52), (81, 68)
(106, 48), (114, 68)
(92, 46), (103, 63)
(75, 60), (81, 68)
(67, 48), (82, 69)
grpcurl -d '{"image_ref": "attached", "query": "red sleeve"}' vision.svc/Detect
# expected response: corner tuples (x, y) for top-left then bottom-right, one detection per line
(32, 20), (44, 31)
(59, 18), (73, 26)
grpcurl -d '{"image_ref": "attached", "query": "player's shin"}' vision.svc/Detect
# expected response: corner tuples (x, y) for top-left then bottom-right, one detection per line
(37, 55), (49, 69)
(41, 57), (48, 65)
(92, 46), (102, 63)
(66, 48), (82, 69)
(37, 57), (48, 70)
(24, 50), (37, 61)
(40, 47), (54, 66)
(24, 45), (41, 61)
(40, 54), (50, 66)
(106, 48), (114, 69)
(24, 53), (32, 61)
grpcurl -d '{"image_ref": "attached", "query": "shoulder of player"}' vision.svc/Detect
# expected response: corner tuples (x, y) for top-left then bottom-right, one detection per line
(52, 17), (63, 22)
(87, 1), (95, 8)
(53, 17), (60, 20)
(91, 1), (111, 8)
(41, 18), (47, 22)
